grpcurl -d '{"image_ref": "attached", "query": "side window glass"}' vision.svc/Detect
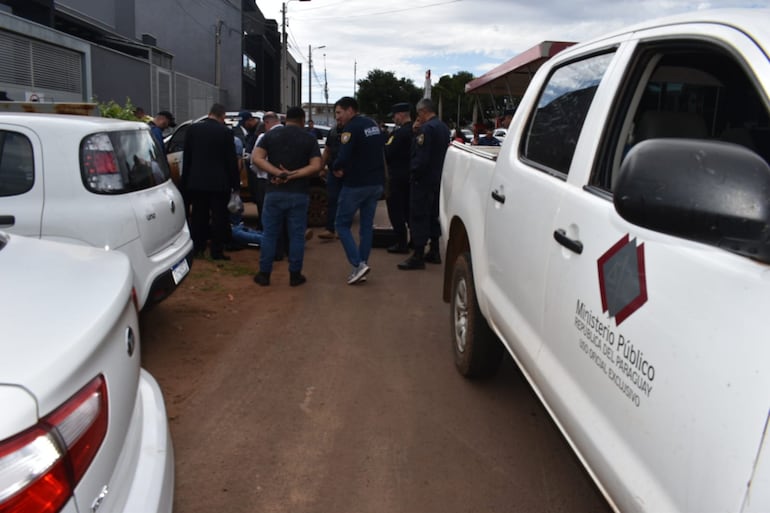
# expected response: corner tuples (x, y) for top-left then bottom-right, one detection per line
(594, 42), (770, 191)
(0, 131), (34, 197)
(522, 52), (615, 176)
(166, 124), (188, 153)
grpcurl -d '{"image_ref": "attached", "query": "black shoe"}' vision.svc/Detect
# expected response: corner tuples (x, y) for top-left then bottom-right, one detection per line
(424, 251), (442, 264)
(254, 272), (270, 286)
(387, 243), (409, 254)
(211, 253), (231, 261)
(290, 272), (307, 287)
(397, 254), (425, 270)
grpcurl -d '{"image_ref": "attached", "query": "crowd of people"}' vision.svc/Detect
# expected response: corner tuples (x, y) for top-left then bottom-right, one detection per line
(151, 96), (462, 287)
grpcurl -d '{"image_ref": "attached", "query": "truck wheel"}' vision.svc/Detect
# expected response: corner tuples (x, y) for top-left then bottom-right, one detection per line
(450, 252), (503, 378)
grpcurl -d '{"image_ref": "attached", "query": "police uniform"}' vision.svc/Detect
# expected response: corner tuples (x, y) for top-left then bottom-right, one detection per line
(332, 114), (386, 273)
(384, 102), (413, 253)
(399, 114), (450, 269)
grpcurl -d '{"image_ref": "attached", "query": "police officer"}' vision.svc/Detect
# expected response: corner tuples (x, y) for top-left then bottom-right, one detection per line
(398, 98), (450, 270)
(384, 102), (413, 253)
(332, 96), (386, 284)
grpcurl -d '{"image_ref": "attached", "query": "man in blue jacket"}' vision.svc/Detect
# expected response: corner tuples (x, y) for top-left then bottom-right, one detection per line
(398, 98), (450, 270)
(331, 96), (386, 285)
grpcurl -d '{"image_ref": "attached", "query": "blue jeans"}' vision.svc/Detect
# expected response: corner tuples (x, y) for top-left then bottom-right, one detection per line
(335, 184), (383, 267)
(259, 191), (309, 273)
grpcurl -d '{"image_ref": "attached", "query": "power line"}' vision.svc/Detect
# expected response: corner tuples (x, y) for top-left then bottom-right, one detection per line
(292, 0), (463, 21)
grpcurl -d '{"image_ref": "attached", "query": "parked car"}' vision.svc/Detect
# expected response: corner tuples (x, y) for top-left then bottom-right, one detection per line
(165, 117), (330, 227)
(492, 127), (507, 142)
(0, 231), (174, 512)
(0, 113), (193, 310)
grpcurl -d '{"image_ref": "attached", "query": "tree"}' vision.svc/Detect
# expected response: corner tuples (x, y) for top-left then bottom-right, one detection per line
(97, 97), (141, 120)
(432, 71), (475, 128)
(356, 70), (422, 121)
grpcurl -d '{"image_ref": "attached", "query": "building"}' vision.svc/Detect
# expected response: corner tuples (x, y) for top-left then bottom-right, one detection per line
(0, 0), (302, 121)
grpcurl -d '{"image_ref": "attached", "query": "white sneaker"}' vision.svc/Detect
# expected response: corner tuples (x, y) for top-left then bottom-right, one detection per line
(347, 262), (370, 285)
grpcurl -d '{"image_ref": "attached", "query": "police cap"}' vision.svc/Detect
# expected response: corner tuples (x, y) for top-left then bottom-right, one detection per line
(388, 102), (411, 117)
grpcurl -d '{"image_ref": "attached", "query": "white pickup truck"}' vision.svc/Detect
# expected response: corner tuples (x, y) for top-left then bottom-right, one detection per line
(439, 9), (770, 513)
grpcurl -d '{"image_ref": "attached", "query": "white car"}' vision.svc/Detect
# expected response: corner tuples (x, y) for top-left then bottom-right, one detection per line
(0, 232), (173, 512)
(0, 113), (193, 310)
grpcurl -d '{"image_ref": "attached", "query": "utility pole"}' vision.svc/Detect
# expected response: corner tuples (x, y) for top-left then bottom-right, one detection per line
(282, 0), (311, 112)
(323, 53), (329, 124)
(307, 45), (313, 121)
(308, 44), (325, 121)
(281, 3), (287, 111)
(215, 19), (223, 87)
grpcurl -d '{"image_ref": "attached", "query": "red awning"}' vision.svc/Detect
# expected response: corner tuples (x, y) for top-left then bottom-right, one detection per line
(465, 41), (576, 97)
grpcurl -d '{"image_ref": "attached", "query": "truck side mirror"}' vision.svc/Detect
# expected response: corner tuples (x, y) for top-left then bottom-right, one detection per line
(614, 138), (770, 263)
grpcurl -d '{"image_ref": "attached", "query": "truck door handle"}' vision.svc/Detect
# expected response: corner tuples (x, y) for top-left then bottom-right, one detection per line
(0, 215), (15, 227)
(553, 229), (583, 254)
(491, 190), (506, 203)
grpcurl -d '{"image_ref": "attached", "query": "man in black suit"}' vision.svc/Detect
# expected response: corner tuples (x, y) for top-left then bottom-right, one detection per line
(180, 103), (240, 260)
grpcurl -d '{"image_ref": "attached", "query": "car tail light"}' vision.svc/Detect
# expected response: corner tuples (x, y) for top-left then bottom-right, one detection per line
(81, 133), (124, 193)
(0, 376), (108, 513)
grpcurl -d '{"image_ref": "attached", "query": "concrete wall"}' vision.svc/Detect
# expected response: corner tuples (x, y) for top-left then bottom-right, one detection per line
(91, 45), (150, 110)
(133, 0), (242, 108)
(57, 0), (242, 109)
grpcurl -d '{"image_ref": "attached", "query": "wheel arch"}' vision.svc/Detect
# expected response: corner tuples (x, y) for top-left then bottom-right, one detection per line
(443, 216), (470, 302)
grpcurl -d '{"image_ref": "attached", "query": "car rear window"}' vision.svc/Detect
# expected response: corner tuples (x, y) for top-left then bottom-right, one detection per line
(0, 130), (34, 197)
(81, 129), (170, 194)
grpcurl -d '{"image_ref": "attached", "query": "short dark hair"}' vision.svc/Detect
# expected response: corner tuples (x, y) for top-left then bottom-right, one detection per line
(335, 96), (358, 112)
(209, 103), (227, 117)
(286, 106), (305, 122)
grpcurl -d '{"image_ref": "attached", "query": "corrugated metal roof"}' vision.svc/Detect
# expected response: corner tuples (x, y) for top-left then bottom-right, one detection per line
(465, 41), (576, 96)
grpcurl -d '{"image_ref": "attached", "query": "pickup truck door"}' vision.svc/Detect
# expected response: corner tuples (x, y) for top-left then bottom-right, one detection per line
(482, 139), (564, 372)
(483, 50), (618, 375)
(538, 28), (770, 512)
(0, 125), (44, 236)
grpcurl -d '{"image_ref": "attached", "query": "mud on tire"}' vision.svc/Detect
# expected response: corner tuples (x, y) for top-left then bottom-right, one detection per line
(450, 252), (503, 378)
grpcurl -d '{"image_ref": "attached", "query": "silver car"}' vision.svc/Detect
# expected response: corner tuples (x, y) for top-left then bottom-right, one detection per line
(0, 232), (173, 512)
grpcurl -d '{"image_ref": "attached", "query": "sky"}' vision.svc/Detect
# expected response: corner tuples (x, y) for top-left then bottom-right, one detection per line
(255, 0), (770, 111)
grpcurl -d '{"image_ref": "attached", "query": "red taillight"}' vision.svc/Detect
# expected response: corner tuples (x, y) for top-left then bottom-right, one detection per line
(0, 376), (108, 513)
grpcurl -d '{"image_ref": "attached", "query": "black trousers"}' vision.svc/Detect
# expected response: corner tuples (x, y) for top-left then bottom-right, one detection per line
(409, 180), (440, 252)
(386, 172), (410, 242)
(188, 189), (230, 255)
(254, 177), (268, 230)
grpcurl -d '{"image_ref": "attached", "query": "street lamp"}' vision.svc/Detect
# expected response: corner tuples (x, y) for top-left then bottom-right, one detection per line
(308, 44), (325, 122)
(281, 0), (311, 112)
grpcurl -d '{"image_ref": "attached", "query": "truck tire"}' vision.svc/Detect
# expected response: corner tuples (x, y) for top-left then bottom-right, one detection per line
(450, 252), (503, 378)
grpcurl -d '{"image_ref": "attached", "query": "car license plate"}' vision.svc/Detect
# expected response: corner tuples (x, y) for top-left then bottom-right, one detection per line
(172, 258), (190, 284)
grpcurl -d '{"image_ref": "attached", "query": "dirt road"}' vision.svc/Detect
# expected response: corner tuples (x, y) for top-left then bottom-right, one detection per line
(139, 205), (611, 513)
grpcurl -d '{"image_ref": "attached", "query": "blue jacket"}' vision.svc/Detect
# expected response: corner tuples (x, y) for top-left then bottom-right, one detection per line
(332, 115), (385, 188)
(410, 116), (450, 185)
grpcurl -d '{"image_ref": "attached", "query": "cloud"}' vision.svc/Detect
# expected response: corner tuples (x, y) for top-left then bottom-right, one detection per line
(256, 0), (770, 105)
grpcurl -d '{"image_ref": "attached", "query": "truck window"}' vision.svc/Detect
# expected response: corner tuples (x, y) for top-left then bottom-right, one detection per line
(0, 131), (34, 196)
(592, 42), (770, 192)
(521, 51), (614, 177)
